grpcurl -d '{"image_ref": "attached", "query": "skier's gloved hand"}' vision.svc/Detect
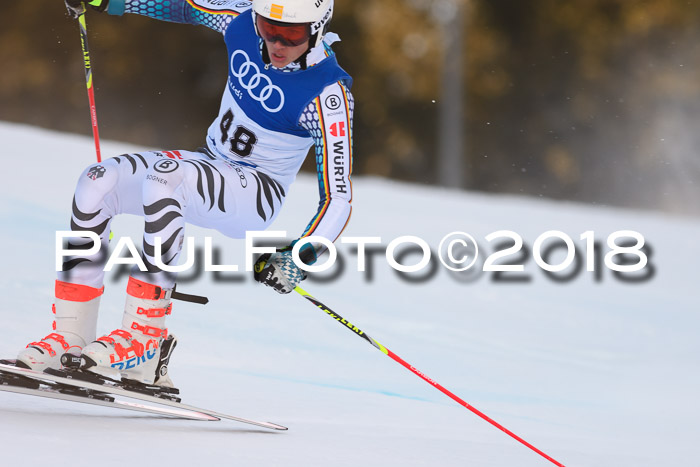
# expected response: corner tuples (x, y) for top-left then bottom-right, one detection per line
(65, 0), (110, 19)
(253, 242), (318, 294)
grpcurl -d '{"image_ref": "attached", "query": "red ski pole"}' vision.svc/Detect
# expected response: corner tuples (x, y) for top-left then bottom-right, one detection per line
(77, 10), (102, 162)
(294, 286), (566, 467)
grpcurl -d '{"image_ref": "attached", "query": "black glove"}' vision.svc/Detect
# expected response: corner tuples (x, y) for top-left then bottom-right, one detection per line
(65, 0), (110, 19)
(253, 243), (317, 294)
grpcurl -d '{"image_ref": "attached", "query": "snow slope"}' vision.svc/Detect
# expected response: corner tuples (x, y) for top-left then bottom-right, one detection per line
(0, 121), (698, 466)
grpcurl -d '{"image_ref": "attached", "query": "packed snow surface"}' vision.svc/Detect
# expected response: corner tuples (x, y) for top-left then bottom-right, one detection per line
(0, 122), (698, 466)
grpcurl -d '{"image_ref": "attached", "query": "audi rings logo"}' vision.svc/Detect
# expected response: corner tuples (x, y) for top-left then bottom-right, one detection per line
(230, 50), (285, 113)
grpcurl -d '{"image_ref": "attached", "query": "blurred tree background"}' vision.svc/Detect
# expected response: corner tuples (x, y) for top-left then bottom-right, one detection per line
(1, 0), (699, 215)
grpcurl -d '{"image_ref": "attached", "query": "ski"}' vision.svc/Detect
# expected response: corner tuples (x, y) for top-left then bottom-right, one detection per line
(0, 378), (218, 421)
(0, 363), (287, 431)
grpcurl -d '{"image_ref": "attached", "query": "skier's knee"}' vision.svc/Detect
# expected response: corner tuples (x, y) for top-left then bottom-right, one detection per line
(73, 160), (120, 213)
(142, 158), (187, 202)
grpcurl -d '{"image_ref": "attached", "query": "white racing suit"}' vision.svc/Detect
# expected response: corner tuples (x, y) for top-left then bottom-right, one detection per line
(63, 1), (355, 290)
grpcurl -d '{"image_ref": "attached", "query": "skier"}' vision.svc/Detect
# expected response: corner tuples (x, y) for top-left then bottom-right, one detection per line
(15, 0), (353, 387)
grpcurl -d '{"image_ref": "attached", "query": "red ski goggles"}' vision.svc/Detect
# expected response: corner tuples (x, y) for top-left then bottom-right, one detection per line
(256, 15), (311, 47)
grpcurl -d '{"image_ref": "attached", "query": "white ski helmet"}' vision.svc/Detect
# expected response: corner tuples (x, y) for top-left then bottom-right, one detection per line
(253, 0), (334, 49)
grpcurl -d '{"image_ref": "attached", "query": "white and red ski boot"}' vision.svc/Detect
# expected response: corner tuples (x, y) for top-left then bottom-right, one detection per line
(17, 281), (102, 372)
(81, 277), (175, 387)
